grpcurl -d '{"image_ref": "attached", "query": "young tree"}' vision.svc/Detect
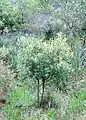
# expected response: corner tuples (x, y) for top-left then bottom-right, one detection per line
(17, 37), (73, 107)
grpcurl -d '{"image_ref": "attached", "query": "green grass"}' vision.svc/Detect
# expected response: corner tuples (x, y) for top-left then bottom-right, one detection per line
(69, 91), (86, 112)
(3, 86), (35, 120)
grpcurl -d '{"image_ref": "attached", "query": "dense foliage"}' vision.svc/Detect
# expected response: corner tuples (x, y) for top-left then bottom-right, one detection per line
(16, 36), (73, 104)
(0, 0), (86, 120)
(0, 1), (21, 34)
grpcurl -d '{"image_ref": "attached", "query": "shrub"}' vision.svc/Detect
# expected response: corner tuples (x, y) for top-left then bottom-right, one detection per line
(0, 1), (21, 34)
(17, 36), (73, 106)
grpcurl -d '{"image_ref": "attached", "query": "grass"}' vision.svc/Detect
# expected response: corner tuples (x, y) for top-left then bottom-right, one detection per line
(69, 91), (86, 112)
(3, 85), (35, 120)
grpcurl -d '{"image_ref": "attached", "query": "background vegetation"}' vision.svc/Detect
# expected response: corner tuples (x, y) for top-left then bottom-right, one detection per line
(0, 0), (86, 120)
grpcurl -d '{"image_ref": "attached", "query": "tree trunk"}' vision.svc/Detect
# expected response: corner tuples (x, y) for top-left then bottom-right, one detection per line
(41, 78), (45, 107)
(37, 78), (39, 106)
(83, 38), (85, 46)
(21, 13), (24, 24)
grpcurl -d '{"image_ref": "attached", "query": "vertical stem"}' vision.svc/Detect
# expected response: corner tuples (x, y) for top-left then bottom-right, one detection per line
(21, 13), (24, 24)
(37, 79), (39, 106)
(83, 38), (85, 46)
(41, 78), (45, 105)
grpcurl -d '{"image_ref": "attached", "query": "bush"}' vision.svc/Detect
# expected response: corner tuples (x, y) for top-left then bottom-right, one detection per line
(0, 41), (18, 71)
(17, 36), (73, 105)
(0, 1), (21, 34)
